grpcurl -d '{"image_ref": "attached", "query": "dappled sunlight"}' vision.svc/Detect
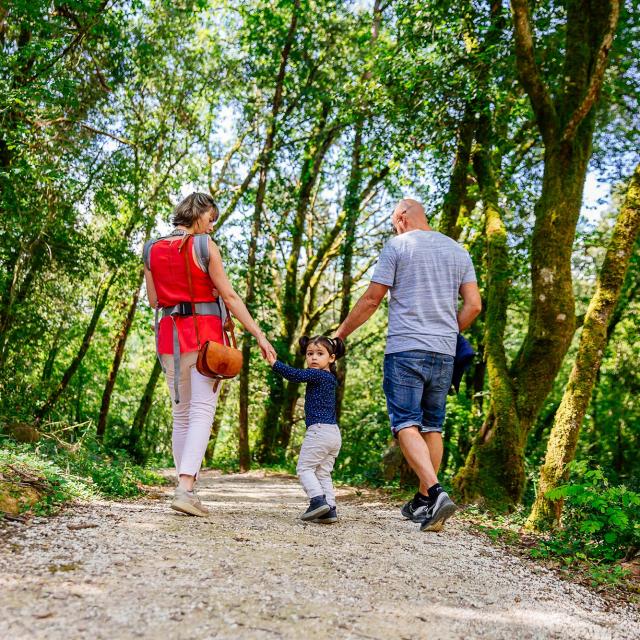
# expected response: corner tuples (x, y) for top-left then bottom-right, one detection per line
(425, 603), (613, 636)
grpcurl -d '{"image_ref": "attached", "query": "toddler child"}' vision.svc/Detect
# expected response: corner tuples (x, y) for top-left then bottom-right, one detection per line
(267, 336), (345, 523)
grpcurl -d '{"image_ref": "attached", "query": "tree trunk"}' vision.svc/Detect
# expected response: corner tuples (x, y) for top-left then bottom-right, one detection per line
(526, 162), (640, 530)
(129, 358), (163, 464)
(457, 0), (620, 506)
(0, 234), (47, 367)
(241, 0), (299, 468)
(454, 116), (522, 508)
(97, 272), (143, 439)
(381, 440), (418, 487)
(471, 342), (486, 415)
(439, 104), (476, 241)
(335, 123), (364, 420)
(35, 273), (117, 422)
(459, 139), (598, 505)
(277, 352), (306, 449)
(41, 319), (65, 382)
(335, 1), (385, 419)
(259, 104), (335, 459)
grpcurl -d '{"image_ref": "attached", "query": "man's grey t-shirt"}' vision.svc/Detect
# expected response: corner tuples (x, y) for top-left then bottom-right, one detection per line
(371, 230), (476, 356)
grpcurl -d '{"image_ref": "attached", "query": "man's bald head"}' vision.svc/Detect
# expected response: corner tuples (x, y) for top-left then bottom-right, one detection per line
(391, 198), (430, 234)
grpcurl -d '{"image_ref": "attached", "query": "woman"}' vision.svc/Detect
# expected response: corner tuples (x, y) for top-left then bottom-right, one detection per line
(144, 192), (276, 516)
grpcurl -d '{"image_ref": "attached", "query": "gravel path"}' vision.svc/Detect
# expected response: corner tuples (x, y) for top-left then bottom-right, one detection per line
(1, 471), (638, 640)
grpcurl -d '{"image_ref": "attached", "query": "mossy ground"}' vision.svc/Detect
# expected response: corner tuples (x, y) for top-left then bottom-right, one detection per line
(0, 433), (169, 520)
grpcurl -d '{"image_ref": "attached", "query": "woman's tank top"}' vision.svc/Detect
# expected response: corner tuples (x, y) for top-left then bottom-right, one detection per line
(150, 236), (223, 354)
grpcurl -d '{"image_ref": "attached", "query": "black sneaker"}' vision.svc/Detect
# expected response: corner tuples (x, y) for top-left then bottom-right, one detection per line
(315, 506), (338, 524)
(400, 493), (433, 522)
(419, 492), (457, 532)
(300, 495), (330, 521)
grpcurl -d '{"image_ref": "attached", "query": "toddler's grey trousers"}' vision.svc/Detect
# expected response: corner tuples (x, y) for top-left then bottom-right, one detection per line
(296, 423), (341, 507)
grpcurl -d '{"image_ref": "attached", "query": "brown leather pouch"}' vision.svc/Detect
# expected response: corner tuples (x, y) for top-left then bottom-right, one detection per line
(196, 323), (243, 380)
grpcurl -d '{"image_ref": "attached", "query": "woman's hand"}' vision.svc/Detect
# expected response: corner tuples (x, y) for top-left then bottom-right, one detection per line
(258, 336), (277, 364)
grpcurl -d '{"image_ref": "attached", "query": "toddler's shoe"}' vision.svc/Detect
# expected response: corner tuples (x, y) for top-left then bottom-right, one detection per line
(300, 495), (330, 521)
(315, 506), (338, 524)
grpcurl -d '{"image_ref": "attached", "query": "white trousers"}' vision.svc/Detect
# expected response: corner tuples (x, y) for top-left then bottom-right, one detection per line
(161, 352), (220, 478)
(296, 423), (341, 507)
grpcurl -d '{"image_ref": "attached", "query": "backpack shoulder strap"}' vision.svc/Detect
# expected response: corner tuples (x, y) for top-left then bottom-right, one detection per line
(143, 238), (157, 270)
(143, 230), (188, 270)
(193, 234), (210, 273)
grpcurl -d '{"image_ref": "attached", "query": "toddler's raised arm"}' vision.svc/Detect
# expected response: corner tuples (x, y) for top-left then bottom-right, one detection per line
(272, 360), (334, 384)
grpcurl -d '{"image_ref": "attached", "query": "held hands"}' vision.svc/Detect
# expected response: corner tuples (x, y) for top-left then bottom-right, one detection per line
(257, 335), (277, 365)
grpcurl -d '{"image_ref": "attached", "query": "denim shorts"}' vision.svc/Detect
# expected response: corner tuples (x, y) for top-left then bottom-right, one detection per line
(382, 350), (454, 437)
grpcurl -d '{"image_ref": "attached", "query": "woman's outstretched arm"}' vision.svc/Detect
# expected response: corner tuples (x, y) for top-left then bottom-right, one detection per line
(207, 239), (275, 360)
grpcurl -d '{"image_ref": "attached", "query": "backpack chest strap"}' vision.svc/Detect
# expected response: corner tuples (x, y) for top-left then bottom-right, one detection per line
(161, 302), (222, 318)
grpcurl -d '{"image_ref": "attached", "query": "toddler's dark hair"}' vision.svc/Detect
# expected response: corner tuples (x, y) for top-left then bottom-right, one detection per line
(298, 335), (346, 376)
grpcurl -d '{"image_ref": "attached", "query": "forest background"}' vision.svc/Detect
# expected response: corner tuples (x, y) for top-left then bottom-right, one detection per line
(1, 0), (639, 573)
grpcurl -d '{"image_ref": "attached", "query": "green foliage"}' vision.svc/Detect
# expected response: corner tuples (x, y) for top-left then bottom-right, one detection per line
(0, 441), (93, 516)
(0, 432), (166, 518)
(534, 462), (640, 564)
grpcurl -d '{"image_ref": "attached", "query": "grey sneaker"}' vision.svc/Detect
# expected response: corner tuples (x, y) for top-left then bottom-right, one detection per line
(401, 495), (444, 531)
(401, 493), (432, 522)
(419, 492), (457, 532)
(171, 486), (209, 517)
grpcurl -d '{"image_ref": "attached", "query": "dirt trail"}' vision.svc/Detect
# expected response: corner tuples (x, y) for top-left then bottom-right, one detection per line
(1, 471), (638, 640)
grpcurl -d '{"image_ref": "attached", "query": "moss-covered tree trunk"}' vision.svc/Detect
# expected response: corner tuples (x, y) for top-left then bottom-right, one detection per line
(262, 1), (386, 453)
(335, 123), (363, 421)
(526, 163), (640, 529)
(439, 104), (476, 241)
(204, 380), (230, 466)
(455, 0), (620, 507)
(257, 108), (335, 461)
(454, 116), (523, 506)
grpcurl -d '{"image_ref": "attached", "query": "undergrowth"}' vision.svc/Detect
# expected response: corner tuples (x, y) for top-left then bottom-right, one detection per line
(0, 428), (167, 519)
(460, 463), (639, 595)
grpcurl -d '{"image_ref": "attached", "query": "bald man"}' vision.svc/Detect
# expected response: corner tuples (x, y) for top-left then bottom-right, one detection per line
(335, 199), (481, 531)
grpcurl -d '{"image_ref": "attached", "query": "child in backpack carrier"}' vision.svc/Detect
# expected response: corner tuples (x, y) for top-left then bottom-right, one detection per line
(267, 336), (345, 523)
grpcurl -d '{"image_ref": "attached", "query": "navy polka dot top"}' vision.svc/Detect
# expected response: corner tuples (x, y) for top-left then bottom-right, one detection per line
(272, 360), (339, 427)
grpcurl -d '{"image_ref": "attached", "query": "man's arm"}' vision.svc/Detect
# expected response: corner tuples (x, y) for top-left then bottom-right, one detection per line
(335, 282), (389, 340)
(458, 281), (482, 331)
